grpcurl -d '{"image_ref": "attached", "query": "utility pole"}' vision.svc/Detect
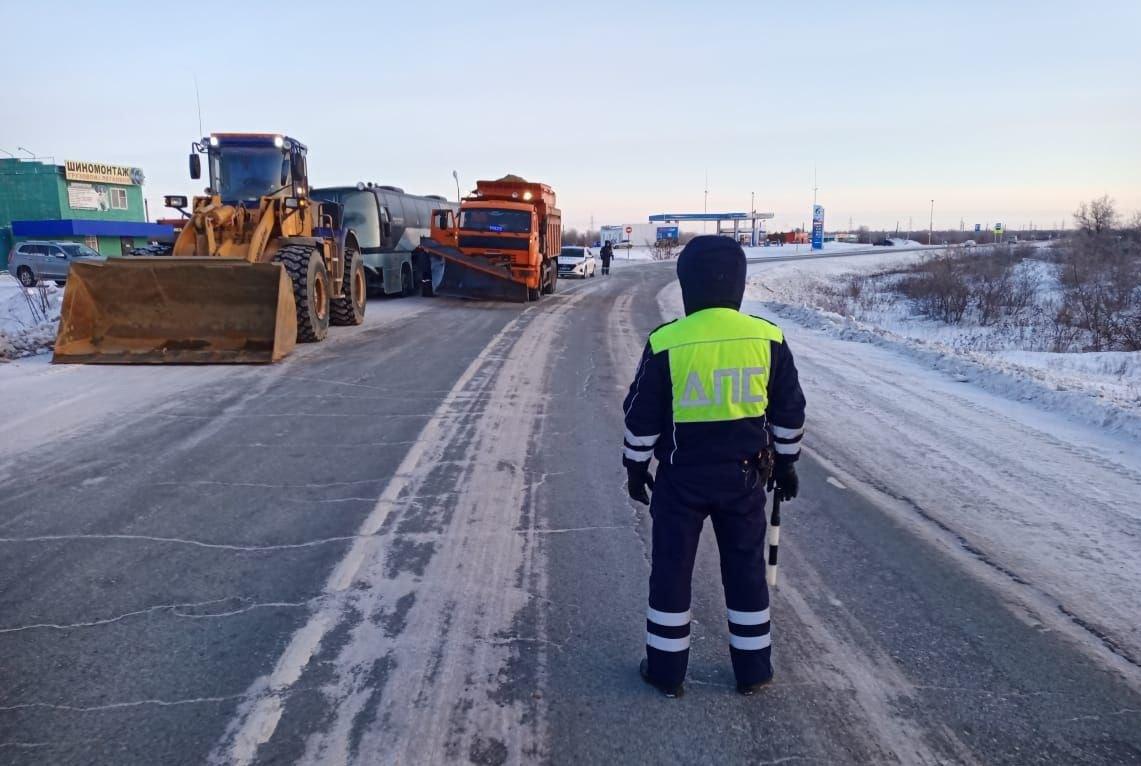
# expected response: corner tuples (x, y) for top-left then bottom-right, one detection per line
(812, 164), (818, 207)
(928, 199), (934, 245)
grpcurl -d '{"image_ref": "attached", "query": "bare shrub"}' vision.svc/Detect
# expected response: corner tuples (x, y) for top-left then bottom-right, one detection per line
(19, 284), (54, 326)
(1006, 267), (1042, 317)
(900, 254), (970, 323)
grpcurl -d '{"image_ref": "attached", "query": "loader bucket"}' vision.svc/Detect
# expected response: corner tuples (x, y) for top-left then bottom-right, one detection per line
(53, 258), (298, 364)
(419, 240), (529, 303)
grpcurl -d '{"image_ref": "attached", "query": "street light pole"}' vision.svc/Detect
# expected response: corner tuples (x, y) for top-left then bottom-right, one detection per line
(929, 199), (934, 245)
(452, 170), (461, 204)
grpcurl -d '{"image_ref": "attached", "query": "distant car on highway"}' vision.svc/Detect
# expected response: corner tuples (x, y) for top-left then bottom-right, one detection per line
(557, 246), (597, 279)
(7, 240), (104, 287)
(963, 239), (978, 248)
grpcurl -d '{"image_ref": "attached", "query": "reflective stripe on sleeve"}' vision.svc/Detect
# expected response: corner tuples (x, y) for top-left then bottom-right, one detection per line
(774, 441), (800, 455)
(646, 632), (691, 652)
(771, 424), (804, 440)
(647, 607), (691, 627)
(729, 633), (772, 651)
(624, 429), (660, 447)
(727, 607), (770, 626)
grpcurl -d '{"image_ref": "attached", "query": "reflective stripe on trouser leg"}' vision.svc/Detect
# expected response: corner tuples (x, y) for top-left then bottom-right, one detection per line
(710, 482), (773, 686)
(647, 469), (704, 688)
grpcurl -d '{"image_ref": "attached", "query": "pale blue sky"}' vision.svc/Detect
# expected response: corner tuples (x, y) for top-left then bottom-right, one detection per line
(3, 0), (1138, 232)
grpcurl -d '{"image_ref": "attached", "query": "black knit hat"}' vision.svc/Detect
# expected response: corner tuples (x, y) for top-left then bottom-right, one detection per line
(676, 235), (747, 315)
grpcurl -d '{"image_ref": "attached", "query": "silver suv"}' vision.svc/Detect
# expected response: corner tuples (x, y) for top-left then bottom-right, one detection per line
(7, 241), (104, 287)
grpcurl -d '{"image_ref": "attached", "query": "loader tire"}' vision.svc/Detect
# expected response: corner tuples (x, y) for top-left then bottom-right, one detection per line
(331, 244), (366, 326)
(16, 267), (36, 287)
(276, 245), (330, 343)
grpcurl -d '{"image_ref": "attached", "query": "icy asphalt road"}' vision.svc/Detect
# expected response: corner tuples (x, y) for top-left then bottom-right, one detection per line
(1, 262), (1139, 764)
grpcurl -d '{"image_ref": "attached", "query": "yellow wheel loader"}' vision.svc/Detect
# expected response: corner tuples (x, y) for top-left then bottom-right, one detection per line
(52, 133), (367, 363)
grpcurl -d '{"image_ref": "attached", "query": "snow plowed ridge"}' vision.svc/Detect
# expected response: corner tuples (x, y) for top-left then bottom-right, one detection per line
(762, 299), (1141, 442)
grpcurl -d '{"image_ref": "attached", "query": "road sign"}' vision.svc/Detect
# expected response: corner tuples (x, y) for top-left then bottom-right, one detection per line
(625, 226), (632, 234)
(995, 222), (1004, 233)
(974, 223), (981, 233)
(811, 205), (825, 250)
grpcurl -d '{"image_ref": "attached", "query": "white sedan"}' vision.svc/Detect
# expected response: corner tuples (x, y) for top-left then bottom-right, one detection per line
(557, 246), (597, 279)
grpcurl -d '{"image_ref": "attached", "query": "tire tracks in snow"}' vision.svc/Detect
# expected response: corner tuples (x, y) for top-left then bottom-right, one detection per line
(209, 282), (606, 765)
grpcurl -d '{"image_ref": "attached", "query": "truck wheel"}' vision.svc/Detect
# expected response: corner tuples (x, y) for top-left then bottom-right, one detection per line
(543, 264), (557, 295)
(331, 244), (366, 326)
(528, 286), (541, 301)
(400, 264), (415, 297)
(16, 267), (36, 287)
(276, 245), (330, 342)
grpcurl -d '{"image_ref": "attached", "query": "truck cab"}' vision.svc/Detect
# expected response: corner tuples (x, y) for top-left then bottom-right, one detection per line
(425, 175), (561, 301)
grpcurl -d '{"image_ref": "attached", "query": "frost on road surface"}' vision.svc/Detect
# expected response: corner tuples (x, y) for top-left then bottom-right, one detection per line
(211, 285), (601, 764)
(657, 252), (1141, 672)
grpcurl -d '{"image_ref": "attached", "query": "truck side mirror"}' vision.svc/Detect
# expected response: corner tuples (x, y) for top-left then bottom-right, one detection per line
(291, 154), (307, 183)
(189, 153), (201, 180)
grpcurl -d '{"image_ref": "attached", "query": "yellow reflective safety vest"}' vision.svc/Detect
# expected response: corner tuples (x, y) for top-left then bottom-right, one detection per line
(650, 309), (784, 424)
(624, 308), (805, 467)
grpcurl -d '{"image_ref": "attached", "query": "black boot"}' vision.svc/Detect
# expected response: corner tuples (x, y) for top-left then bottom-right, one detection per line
(640, 659), (684, 698)
(736, 675), (774, 696)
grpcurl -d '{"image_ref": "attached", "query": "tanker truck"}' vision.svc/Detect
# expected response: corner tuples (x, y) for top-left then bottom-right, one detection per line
(413, 175), (560, 302)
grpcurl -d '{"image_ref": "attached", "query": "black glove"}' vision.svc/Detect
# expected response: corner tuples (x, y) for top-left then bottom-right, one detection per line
(624, 459), (655, 505)
(767, 462), (798, 502)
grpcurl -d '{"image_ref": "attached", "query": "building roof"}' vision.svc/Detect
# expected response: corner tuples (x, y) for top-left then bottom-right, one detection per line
(11, 219), (173, 238)
(649, 212), (775, 222)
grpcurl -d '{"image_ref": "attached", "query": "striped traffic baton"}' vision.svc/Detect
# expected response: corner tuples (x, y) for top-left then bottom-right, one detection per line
(766, 493), (782, 587)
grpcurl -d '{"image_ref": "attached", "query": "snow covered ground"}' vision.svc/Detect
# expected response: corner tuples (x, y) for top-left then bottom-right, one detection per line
(747, 249), (1141, 436)
(0, 275), (63, 360)
(658, 250), (1141, 668)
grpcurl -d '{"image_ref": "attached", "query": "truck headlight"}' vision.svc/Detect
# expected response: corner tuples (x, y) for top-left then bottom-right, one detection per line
(273, 135), (284, 148)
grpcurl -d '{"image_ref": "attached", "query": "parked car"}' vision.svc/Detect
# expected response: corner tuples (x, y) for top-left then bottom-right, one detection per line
(557, 246), (597, 279)
(963, 239), (977, 248)
(7, 240), (104, 287)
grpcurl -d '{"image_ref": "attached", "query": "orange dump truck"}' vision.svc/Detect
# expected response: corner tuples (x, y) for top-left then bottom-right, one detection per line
(414, 175), (561, 302)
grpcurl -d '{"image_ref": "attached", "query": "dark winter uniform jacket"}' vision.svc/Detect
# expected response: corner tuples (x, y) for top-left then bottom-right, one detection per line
(622, 237), (806, 468)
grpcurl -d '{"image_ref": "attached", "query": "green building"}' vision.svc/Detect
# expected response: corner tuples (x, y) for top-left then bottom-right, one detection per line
(0, 158), (172, 268)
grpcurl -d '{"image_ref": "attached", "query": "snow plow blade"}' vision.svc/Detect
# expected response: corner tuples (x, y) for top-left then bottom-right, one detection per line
(52, 258), (297, 364)
(418, 240), (529, 303)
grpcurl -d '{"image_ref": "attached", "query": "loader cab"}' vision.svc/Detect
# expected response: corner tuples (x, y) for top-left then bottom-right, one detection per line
(191, 134), (309, 205)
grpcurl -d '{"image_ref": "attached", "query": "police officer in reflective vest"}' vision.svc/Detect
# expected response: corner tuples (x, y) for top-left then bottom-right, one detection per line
(623, 235), (806, 697)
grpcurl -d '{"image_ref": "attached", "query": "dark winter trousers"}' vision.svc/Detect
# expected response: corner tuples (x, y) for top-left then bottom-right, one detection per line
(601, 261), (611, 275)
(645, 461), (772, 688)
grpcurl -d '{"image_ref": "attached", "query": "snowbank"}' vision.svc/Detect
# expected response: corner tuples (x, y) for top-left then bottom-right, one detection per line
(743, 253), (1141, 440)
(0, 276), (62, 360)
